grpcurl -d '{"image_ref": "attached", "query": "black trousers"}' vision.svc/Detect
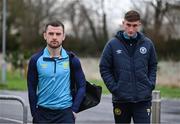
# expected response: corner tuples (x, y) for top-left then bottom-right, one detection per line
(113, 101), (151, 124)
(33, 106), (75, 124)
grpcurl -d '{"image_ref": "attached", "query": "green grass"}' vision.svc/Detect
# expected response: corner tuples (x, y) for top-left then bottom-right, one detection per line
(0, 71), (180, 99)
(90, 80), (110, 94)
(0, 70), (27, 91)
(92, 80), (180, 99)
(156, 85), (180, 98)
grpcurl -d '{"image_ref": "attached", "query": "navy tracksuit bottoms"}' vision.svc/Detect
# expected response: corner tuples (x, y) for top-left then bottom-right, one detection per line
(33, 106), (75, 124)
(113, 100), (151, 124)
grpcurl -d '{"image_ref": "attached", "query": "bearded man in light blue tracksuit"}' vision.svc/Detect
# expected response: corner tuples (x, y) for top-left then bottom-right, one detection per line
(99, 10), (157, 124)
(27, 20), (86, 123)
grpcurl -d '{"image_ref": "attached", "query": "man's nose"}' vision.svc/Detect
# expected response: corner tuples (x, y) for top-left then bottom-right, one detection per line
(52, 34), (57, 39)
(129, 27), (134, 32)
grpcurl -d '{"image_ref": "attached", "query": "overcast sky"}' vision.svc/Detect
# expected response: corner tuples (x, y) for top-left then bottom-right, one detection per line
(104, 0), (152, 34)
(104, 0), (133, 35)
(105, 0), (132, 22)
(64, 0), (150, 36)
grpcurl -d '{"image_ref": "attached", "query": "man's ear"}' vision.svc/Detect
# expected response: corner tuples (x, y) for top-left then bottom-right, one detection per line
(63, 33), (66, 41)
(43, 32), (47, 40)
(122, 20), (125, 25)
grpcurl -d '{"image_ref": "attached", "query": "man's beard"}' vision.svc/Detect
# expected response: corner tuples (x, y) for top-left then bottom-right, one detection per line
(47, 41), (61, 49)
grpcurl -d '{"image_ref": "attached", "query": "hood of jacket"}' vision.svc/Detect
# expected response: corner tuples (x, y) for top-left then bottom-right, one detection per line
(115, 30), (146, 45)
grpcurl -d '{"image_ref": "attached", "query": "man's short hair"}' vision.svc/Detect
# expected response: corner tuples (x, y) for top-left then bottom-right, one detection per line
(124, 10), (140, 22)
(44, 20), (64, 33)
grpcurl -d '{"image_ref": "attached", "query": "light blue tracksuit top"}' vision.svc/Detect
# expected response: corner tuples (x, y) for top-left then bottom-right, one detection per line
(36, 47), (72, 109)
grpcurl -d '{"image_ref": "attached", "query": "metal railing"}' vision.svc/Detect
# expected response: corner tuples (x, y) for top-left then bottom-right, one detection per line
(0, 95), (28, 124)
(0, 91), (161, 124)
(152, 90), (161, 124)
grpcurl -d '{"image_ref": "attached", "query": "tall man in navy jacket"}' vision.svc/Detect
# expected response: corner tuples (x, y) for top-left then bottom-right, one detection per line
(27, 20), (86, 123)
(99, 10), (157, 123)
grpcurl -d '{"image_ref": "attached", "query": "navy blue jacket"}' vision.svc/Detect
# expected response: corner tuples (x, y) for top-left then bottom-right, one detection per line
(99, 31), (157, 103)
(27, 49), (86, 117)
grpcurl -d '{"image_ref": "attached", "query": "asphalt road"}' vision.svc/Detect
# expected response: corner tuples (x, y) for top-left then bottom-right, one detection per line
(0, 90), (180, 124)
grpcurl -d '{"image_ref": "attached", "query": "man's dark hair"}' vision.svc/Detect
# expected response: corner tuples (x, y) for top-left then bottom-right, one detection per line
(44, 20), (64, 33)
(124, 10), (140, 22)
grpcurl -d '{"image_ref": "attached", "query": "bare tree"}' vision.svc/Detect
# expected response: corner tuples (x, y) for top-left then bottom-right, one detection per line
(18, 0), (60, 51)
(130, 0), (180, 41)
(62, 0), (109, 53)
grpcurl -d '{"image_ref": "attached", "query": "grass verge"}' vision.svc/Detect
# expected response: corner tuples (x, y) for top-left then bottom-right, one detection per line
(91, 80), (180, 99)
(0, 70), (27, 91)
(0, 72), (180, 99)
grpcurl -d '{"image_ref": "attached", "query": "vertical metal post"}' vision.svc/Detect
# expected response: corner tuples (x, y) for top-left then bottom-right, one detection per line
(1, 0), (7, 83)
(152, 90), (161, 124)
(23, 104), (28, 124)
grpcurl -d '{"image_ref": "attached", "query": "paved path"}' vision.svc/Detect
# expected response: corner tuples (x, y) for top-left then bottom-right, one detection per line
(0, 90), (180, 123)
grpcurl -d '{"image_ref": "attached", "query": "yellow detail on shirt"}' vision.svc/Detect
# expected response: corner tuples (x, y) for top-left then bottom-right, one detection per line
(41, 64), (48, 68)
(63, 62), (69, 69)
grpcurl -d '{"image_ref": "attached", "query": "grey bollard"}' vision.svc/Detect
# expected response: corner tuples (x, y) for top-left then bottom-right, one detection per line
(152, 90), (161, 124)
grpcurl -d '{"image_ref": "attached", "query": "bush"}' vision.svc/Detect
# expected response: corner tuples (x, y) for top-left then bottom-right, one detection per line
(155, 39), (180, 61)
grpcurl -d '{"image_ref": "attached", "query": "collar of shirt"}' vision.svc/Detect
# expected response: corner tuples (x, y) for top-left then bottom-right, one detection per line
(123, 32), (137, 40)
(43, 47), (68, 59)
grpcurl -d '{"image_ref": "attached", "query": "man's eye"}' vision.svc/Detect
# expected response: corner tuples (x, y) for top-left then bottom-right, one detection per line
(127, 24), (131, 27)
(127, 24), (138, 27)
(133, 24), (138, 27)
(56, 33), (61, 36)
(49, 32), (54, 35)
